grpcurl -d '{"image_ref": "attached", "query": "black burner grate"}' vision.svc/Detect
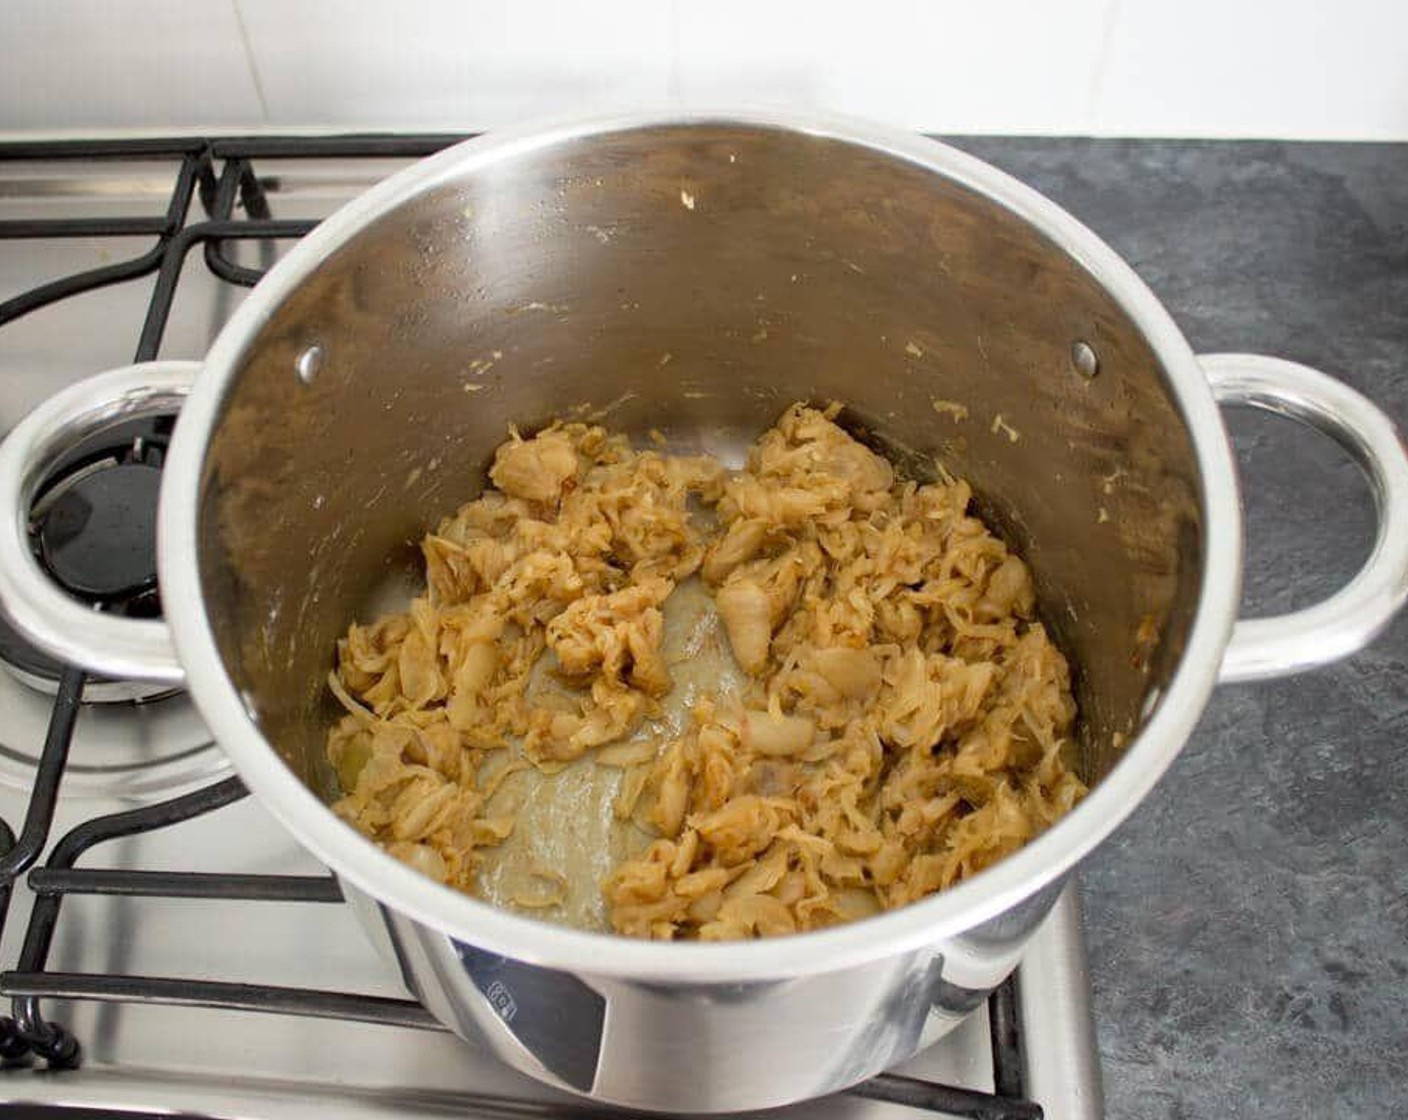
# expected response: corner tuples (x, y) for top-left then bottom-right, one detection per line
(0, 135), (1043, 1119)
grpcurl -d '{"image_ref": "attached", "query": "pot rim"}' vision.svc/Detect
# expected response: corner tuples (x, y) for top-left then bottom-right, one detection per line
(157, 108), (1242, 983)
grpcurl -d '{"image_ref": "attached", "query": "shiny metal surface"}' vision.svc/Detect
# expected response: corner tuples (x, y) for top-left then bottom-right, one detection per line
(0, 660), (175, 704)
(0, 151), (1058, 1120)
(0, 179), (229, 792)
(1203, 353), (1408, 683)
(3, 112), (1402, 1111)
(0, 679), (223, 798)
(194, 118), (1214, 791)
(0, 133), (1108, 1120)
(0, 361), (194, 683)
(0, 656), (163, 701)
(1071, 339), (1100, 380)
(1019, 887), (1104, 1120)
(350, 878), (1044, 1110)
(0, 767), (1087, 1117)
(165, 112), (1244, 1109)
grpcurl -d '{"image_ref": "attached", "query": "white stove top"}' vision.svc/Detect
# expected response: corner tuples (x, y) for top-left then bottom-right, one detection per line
(0, 782), (1097, 1119)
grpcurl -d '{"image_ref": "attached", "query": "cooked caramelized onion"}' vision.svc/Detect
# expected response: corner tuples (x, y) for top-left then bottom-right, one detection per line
(326, 403), (1085, 939)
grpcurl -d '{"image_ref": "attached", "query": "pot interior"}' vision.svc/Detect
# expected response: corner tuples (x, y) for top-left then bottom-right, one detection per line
(196, 122), (1203, 832)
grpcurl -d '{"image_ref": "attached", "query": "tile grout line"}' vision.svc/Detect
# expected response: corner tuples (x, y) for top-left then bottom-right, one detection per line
(231, 0), (271, 125)
(1085, 0), (1124, 138)
(667, 0), (682, 102)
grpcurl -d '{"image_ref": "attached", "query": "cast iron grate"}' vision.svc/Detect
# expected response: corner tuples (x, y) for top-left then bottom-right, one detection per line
(0, 135), (1042, 1119)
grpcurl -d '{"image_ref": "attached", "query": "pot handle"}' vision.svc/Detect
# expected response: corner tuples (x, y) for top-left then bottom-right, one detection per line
(1201, 353), (1408, 684)
(0, 361), (198, 685)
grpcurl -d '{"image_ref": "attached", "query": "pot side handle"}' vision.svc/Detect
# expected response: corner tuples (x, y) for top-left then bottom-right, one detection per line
(0, 361), (197, 685)
(1201, 353), (1408, 684)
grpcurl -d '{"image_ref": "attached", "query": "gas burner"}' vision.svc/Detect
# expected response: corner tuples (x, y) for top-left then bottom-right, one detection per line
(34, 451), (162, 606)
(29, 415), (167, 612)
(0, 413), (229, 795)
(0, 669), (224, 799)
(1, 416), (175, 705)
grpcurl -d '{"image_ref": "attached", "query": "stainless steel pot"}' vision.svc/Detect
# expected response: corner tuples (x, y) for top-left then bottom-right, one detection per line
(1, 113), (1406, 1113)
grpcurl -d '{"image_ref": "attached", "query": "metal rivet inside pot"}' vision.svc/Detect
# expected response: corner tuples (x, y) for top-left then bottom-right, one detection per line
(1071, 340), (1099, 379)
(296, 344), (324, 384)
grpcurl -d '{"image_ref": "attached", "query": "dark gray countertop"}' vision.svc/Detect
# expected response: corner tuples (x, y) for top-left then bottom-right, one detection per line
(950, 138), (1408, 1120)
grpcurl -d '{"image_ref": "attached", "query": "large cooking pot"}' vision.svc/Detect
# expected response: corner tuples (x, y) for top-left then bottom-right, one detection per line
(1, 113), (1405, 1112)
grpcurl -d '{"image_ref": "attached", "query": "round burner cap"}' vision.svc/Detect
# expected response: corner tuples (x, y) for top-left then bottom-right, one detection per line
(35, 459), (162, 602)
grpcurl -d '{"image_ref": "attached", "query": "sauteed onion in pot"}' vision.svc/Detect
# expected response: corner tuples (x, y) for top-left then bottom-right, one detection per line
(326, 402), (1085, 940)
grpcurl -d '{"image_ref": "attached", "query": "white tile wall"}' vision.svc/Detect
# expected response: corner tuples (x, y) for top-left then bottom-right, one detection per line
(234, 0), (673, 131)
(0, 0), (263, 132)
(1093, 0), (1408, 139)
(1, 0), (1406, 139)
(673, 0), (1117, 134)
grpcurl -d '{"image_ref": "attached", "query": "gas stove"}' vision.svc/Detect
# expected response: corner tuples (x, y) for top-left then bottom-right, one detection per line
(0, 136), (1101, 1120)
